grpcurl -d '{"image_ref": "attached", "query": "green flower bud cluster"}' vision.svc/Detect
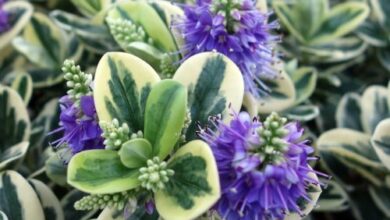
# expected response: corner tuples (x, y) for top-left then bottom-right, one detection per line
(100, 119), (130, 150)
(257, 112), (289, 166)
(62, 60), (92, 103)
(74, 191), (134, 211)
(160, 53), (177, 79)
(106, 18), (152, 48)
(139, 157), (174, 192)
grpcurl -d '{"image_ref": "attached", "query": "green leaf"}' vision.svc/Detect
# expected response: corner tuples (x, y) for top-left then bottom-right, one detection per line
(360, 86), (390, 134)
(289, 66), (317, 104)
(378, 47), (390, 72)
(257, 65), (296, 113)
(336, 93), (364, 131)
(0, 171), (45, 220)
(0, 1), (33, 50)
(126, 42), (164, 70)
(318, 128), (386, 186)
(369, 186), (390, 218)
(0, 142), (29, 171)
(349, 188), (388, 220)
(28, 179), (64, 220)
(370, 0), (390, 27)
(371, 119), (390, 171)
(0, 211), (8, 220)
(67, 150), (140, 194)
(71, 0), (111, 17)
(155, 140), (220, 220)
(11, 73), (33, 105)
(284, 105), (319, 121)
(45, 154), (67, 186)
(315, 181), (349, 212)
(356, 21), (388, 47)
(311, 2), (369, 44)
(106, 1), (178, 53)
(12, 12), (66, 69)
(292, 0), (328, 38)
(173, 52), (244, 140)
(50, 10), (119, 54)
(94, 52), (160, 133)
(299, 37), (367, 63)
(0, 86), (30, 170)
(273, 1), (306, 43)
(144, 80), (187, 159)
(118, 138), (153, 168)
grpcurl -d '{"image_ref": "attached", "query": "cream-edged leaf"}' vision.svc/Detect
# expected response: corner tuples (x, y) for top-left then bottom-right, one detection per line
(67, 150), (140, 194)
(28, 179), (64, 220)
(371, 119), (390, 171)
(94, 52), (160, 133)
(155, 140), (220, 220)
(11, 73), (33, 105)
(173, 52), (244, 140)
(0, 171), (45, 220)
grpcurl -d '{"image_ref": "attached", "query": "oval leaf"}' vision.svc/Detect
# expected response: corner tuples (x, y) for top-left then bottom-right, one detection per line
(173, 52), (244, 140)
(371, 119), (390, 171)
(336, 93), (364, 131)
(11, 73), (33, 105)
(28, 179), (64, 220)
(0, 171), (45, 220)
(119, 138), (153, 168)
(144, 80), (187, 159)
(360, 85), (389, 134)
(94, 52), (160, 133)
(67, 150), (140, 194)
(155, 140), (220, 220)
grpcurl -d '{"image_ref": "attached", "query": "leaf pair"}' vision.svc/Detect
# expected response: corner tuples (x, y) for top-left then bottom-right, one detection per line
(274, 0), (369, 45)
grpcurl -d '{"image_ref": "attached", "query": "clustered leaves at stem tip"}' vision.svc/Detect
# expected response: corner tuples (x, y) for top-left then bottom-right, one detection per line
(100, 118), (143, 150)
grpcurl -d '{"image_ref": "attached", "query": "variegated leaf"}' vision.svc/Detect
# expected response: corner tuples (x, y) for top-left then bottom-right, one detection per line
(94, 52), (160, 133)
(144, 80), (187, 159)
(0, 171), (45, 220)
(310, 2), (369, 44)
(284, 105), (319, 121)
(257, 66), (296, 114)
(67, 150), (140, 194)
(300, 37), (367, 63)
(370, 0), (390, 27)
(360, 85), (390, 134)
(315, 181), (349, 212)
(45, 154), (67, 186)
(336, 93), (364, 131)
(0, 211), (7, 220)
(378, 47), (390, 72)
(50, 10), (119, 54)
(356, 21), (388, 47)
(369, 186), (390, 218)
(28, 179), (64, 220)
(318, 128), (386, 185)
(173, 52), (244, 140)
(0, 86), (30, 170)
(71, 0), (111, 17)
(155, 140), (220, 220)
(288, 66), (317, 105)
(0, 1), (33, 50)
(12, 12), (67, 69)
(0, 142), (29, 171)
(106, 1), (178, 53)
(11, 73), (33, 105)
(371, 119), (390, 171)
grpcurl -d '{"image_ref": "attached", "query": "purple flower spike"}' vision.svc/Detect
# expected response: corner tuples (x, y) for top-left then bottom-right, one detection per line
(174, 0), (281, 97)
(51, 95), (104, 156)
(0, 0), (9, 33)
(199, 112), (327, 220)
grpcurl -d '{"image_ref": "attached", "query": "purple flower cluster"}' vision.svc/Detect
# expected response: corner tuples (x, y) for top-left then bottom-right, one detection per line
(199, 112), (326, 219)
(0, 0), (9, 33)
(175, 0), (280, 97)
(51, 95), (104, 155)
